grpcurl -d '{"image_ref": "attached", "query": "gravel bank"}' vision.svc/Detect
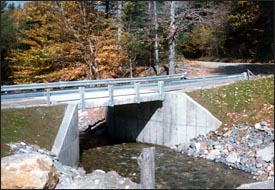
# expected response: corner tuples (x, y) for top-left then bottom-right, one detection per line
(173, 122), (274, 182)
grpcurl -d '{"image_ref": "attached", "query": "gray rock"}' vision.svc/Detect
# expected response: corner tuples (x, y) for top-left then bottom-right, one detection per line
(206, 153), (216, 161)
(56, 169), (140, 189)
(256, 143), (274, 162)
(236, 180), (274, 189)
(260, 121), (268, 127)
(195, 142), (201, 153)
(226, 152), (240, 163)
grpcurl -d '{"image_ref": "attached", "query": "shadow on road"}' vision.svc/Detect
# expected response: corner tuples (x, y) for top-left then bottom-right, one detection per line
(212, 64), (274, 75)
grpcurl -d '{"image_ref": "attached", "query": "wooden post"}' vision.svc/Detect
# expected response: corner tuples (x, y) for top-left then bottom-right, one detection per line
(108, 85), (114, 107)
(46, 89), (51, 106)
(79, 87), (85, 110)
(134, 82), (140, 103)
(137, 147), (155, 189)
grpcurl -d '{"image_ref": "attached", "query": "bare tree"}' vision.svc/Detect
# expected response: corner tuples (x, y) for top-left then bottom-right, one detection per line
(166, 1), (216, 75)
(169, 1), (175, 75)
(117, 1), (123, 75)
(153, 1), (160, 74)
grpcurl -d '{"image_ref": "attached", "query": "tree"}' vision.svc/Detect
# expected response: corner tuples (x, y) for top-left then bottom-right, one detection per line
(163, 1), (217, 73)
(224, 1), (274, 61)
(0, 1), (23, 84)
(122, 1), (151, 76)
(54, 1), (100, 79)
(168, 1), (175, 74)
(177, 1), (230, 59)
(153, 1), (159, 74)
(7, 1), (124, 83)
(7, 1), (67, 84)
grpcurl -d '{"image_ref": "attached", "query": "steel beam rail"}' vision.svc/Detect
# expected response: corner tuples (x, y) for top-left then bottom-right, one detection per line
(1, 73), (247, 100)
(1, 72), (187, 93)
(165, 72), (247, 86)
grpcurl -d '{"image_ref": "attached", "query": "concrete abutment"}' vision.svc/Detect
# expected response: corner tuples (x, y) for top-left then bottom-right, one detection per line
(106, 92), (222, 147)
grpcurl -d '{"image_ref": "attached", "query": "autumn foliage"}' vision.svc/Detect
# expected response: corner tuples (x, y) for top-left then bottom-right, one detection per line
(6, 1), (126, 84)
(1, 1), (273, 84)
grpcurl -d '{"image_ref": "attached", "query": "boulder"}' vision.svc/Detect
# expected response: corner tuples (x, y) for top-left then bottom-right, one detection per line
(1, 152), (59, 189)
(56, 169), (141, 189)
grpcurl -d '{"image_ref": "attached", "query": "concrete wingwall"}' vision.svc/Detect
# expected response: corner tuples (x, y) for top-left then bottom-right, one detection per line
(106, 92), (222, 147)
(51, 103), (79, 166)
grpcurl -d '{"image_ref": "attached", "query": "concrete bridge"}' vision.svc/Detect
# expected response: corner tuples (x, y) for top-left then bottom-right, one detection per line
(1, 73), (248, 166)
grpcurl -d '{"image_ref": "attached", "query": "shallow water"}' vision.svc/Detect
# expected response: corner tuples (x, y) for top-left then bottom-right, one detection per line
(80, 140), (256, 189)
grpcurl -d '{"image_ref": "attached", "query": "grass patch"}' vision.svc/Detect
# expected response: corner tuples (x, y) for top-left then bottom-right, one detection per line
(1, 104), (67, 158)
(187, 76), (274, 131)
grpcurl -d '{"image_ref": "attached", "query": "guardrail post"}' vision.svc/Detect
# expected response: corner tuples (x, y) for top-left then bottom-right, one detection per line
(79, 87), (85, 110)
(158, 81), (164, 101)
(242, 72), (248, 80)
(134, 82), (140, 103)
(108, 85), (114, 107)
(46, 89), (51, 106)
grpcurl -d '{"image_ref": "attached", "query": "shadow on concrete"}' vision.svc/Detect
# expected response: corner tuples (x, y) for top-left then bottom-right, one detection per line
(106, 101), (163, 143)
(211, 64), (274, 75)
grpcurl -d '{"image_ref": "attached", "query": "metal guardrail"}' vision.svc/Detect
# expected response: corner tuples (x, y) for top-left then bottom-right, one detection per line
(1, 72), (187, 93)
(1, 72), (248, 109)
(165, 72), (248, 86)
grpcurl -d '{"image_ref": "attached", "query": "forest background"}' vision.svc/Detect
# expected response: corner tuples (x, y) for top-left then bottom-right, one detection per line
(0, 1), (274, 85)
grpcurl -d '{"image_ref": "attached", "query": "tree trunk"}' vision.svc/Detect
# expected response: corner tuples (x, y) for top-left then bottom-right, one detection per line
(117, 1), (122, 51)
(153, 1), (159, 75)
(169, 1), (175, 75)
(117, 1), (123, 75)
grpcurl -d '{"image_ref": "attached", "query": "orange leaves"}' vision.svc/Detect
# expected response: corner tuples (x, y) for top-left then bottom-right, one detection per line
(7, 1), (128, 83)
(18, 38), (41, 47)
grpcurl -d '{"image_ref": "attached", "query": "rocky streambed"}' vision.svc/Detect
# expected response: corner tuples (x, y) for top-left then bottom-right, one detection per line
(1, 121), (274, 189)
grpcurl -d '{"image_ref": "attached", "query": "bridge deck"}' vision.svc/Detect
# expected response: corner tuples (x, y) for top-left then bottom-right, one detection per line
(1, 87), (162, 109)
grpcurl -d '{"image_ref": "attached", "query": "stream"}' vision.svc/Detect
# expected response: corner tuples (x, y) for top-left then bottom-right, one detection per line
(79, 131), (256, 189)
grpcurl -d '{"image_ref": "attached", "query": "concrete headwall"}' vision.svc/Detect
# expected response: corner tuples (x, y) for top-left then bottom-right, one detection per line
(51, 103), (79, 166)
(106, 92), (221, 147)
